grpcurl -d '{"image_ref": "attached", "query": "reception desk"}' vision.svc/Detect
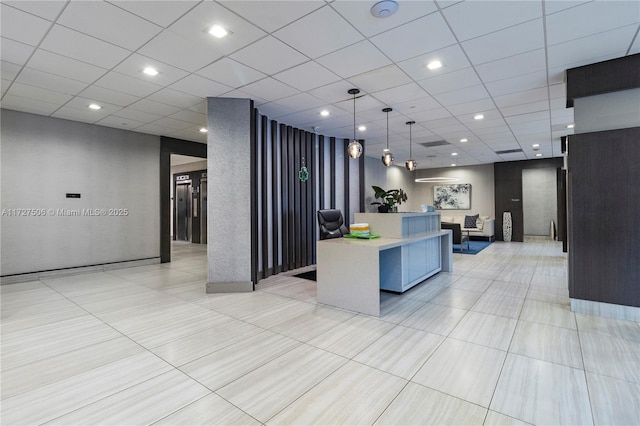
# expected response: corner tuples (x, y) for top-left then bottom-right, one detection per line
(317, 212), (452, 316)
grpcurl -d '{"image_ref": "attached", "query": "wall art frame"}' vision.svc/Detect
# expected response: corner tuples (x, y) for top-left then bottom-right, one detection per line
(433, 184), (471, 210)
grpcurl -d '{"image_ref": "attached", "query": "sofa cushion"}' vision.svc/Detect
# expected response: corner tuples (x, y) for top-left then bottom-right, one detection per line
(464, 214), (479, 228)
(476, 217), (484, 231)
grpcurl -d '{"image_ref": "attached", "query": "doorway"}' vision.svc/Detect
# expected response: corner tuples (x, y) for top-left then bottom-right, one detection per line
(522, 168), (557, 237)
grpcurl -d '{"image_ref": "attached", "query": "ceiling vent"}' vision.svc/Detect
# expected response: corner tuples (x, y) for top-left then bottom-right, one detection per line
(419, 140), (450, 148)
(495, 149), (523, 155)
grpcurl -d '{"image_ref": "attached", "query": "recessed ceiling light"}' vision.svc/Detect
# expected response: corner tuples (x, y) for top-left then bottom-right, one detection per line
(536, 153), (543, 157)
(383, 148), (390, 152)
(320, 110), (330, 117)
(532, 144), (540, 148)
(208, 25), (229, 38)
(451, 152), (458, 156)
(427, 60), (442, 70)
(567, 124), (575, 129)
(358, 125), (366, 131)
(143, 67), (158, 76)
(88, 103), (101, 110)
(199, 127), (208, 133)
(473, 114), (484, 120)
(460, 138), (468, 143)
(450, 163), (457, 167)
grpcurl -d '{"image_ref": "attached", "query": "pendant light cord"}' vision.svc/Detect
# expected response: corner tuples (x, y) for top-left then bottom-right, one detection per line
(353, 93), (356, 142)
(386, 110), (389, 150)
(409, 122), (412, 157)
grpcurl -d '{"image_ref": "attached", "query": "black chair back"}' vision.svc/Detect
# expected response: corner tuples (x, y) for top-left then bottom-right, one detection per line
(317, 209), (349, 240)
(441, 222), (463, 244)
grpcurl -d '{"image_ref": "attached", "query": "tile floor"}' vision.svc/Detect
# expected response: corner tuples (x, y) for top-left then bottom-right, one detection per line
(2, 238), (640, 425)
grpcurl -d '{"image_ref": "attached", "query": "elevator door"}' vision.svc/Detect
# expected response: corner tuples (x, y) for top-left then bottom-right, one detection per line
(175, 183), (191, 241)
(200, 179), (207, 244)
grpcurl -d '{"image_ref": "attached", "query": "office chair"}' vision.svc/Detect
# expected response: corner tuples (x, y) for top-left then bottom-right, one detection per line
(441, 222), (470, 252)
(317, 209), (349, 240)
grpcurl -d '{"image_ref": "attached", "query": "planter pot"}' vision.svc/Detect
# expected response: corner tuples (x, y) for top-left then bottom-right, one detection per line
(378, 205), (389, 213)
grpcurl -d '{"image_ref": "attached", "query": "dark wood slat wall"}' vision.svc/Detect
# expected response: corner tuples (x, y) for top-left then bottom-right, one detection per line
(568, 128), (640, 308)
(250, 115), (364, 284)
(359, 140), (365, 213)
(250, 104), (258, 288)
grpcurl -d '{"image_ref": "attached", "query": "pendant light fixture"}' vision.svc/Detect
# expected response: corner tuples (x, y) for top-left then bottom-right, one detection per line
(381, 107), (394, 166)
(405, 120), (417, 171)
(347, 88), (363, 159)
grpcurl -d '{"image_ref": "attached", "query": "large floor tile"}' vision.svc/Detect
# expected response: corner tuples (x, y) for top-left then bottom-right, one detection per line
(217, 344), (346, 423)
(374, 382), (487, 425)
(579, 331), (640, 384)
(401, 302), (467, 335)
(471, 292), (524, 319)
(493, 271), (533, 286)
(525, 286), (569, 305)
(430, 287), (483, 310)
(378, 293), (425, 324)
(268, 304), (355, 341)
(412, 338), (506, 407)
(485, 280), (529, 299)
(450, 276), (493, 292)
(586, 372), (640, 426)
(307, 314), (395, 358)
(353, 325), (443, 379)
(450, 311), (517, 351)
(490, 354), (592, 425)
(483, 410), (532, 425)
(404, 281), (446, 303)
(519, 299), (576, 329)
(576, 313), (640, 343)
(509, 321), (583, 369)
(155, 393), (261, 425)
(268, 361), (406, 425)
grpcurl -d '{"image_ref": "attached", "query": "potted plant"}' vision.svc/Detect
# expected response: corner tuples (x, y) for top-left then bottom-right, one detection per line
(370, 185), (408, 213)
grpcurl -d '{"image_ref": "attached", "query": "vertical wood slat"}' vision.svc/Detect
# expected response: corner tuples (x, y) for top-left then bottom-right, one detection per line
(343, 138), (350, 223)
(359, 139), (365, 213)
(318, 135), (325, 210)
(261, 114), (269, 278)
(330, 137), (336, 209)
(271, 120), (279, 273)
(306, 132), (313, 265)
(299, 129), (306, 269)
(250, 105), (258, 288)
(280, 123), (289, 273)
(287, 126), (295, 270)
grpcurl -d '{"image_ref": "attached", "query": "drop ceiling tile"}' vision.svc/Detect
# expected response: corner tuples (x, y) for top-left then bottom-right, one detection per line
(494, 87), (549, 108)
(166, 128), (207, 144)
(348, 64), (412, 94)
(433, 85), (490, 106)
(462, 19), (544, 65)
(239, 77), (299, 103)
(409, 108), (453, 122)
(4, 1), (67, 21)
(0, 37), (35, 66)
(151, 117), (193, 131)
(196, 58), (266, 88)
(187, 100), (207, 114)
(78, 85), (139, 107)
(2, 77), (11, 94)
(168, 1), (267, 56)
(332, 0), (437, 37)
(95, 115), (147, 131)
(475, 49), (546, 82)
(485, 71), (548, 97)
(546, 1), (640, 46)
(397, 44), (472, 81)
(549, 83), (567, 100)
(1, 94), (62, 115)
(259, 102), (305, 120)
(500, 101), (549, 117)
(273, 61), (341, 92)
(505, 111), (550, 125)
(0, 4), (51, 46)
(128, 99), (182, 116)
(169, 109), (206, 125)
(392, 96), (442, 115)
(274, 6), (363, 59)
(27, 49), (108, 84)
(418, 67), (482, 96)
(544, 1), (590, 15)
(631, 32), (640, 54)
(6, 81), (72, 105)
(169, 74), (232, 98)
(372, 83), (429, 106)
(370, 13), (457, 62)
(147, 88), (202, 109)
(138, 30), (223, 73)
(270, 93), (326, 113)
(112, 53), (189, 86)
(307, 79), (363, 103)
(547, 25), (638, 70)
(134, 122), (172, 136)
(95, 71), (163, 98)
(447, 98), (497, 116)
(220, 1), (325, 33)
(421, 117), (460, 129)
(113, 107), (163, 124)
(57, 1), (161, 51)
(110, 1), (200, 28)
(230, 36), (308, 76)
(52, 104), (115, 124)
(443, 1), (542, 41)
(1, 60), (21, 80)
(40, 25), (130, 69)
(316, 40), (392, 79)
(16, 67), (87, 95)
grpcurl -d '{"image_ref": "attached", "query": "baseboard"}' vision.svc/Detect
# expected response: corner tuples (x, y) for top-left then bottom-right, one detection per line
(570, 298), (640, 322)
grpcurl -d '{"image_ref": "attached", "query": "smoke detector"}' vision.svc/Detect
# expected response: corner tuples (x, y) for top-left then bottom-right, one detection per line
(371, 0), (399, 18)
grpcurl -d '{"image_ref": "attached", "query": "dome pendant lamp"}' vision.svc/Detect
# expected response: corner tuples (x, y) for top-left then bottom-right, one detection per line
(347, 88), (363, 159)
(381, 107), (394, 167)
(405, 120), (417, 171)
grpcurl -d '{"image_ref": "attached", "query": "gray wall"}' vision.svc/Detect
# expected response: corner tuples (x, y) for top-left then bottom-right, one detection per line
(574, 88), (640, 133)
(522, 168), (557, 236)
(411, 164), (496, 218)
(1, 109), (160, 276)
(363, 159), (414, 213)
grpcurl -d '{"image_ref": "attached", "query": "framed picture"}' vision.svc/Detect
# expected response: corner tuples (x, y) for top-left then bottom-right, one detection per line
(433, 184), (471, 210)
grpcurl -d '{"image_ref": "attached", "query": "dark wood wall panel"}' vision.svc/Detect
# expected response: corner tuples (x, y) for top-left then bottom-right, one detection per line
(309, 132), (317, 264)
(260, 114), (268, 279)
(271, 120), (279, 274)
(319, 136), (325, 209)
(568, 127), (640, 308)
(359, 140), (365, 213)
(330, 137), (336, 209)
(494, 158), (563, 242)
(287, 126), (295, 270)
(557, 169), (567, 253)
(343, 138), (350, 222)
(280, 124), (289, 273)
(250, 105), (258, 287)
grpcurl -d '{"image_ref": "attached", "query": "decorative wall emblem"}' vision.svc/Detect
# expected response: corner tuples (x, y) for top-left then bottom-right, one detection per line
(503, 211), (512, 242)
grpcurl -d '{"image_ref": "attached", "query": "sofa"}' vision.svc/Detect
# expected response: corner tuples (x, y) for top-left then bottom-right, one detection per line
(441, 214), (495, 241)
